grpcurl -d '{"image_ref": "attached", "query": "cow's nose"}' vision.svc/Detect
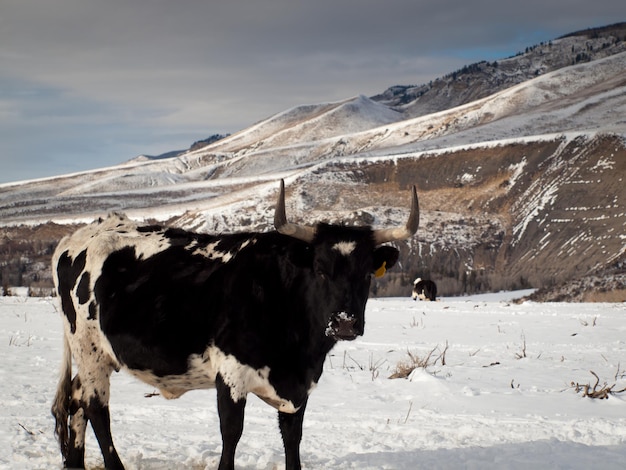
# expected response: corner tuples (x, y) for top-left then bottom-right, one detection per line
(325, 312), (359, 341)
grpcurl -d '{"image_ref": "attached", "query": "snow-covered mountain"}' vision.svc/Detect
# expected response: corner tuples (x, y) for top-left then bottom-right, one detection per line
(1, 24), (625, 299)
(373, 22), (626, 117)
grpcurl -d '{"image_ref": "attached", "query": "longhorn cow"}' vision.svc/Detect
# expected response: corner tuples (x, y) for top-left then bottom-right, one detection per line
(51, 180), (419, 470)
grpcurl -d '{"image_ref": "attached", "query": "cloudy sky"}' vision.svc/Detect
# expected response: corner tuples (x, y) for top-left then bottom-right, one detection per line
(1, 0), (623, 184)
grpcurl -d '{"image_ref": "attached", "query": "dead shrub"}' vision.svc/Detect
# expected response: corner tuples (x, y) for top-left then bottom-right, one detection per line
(571, 369), (626, 399)
(389, 342), (448, 379)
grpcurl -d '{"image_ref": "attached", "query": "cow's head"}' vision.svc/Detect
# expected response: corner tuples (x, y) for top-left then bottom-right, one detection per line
(274, 180), (419, 340)
(411, 277), (422, 300)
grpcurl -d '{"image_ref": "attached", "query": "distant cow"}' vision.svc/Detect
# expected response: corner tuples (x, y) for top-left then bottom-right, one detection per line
(51, 180), (419, 470)
(412, 277), (437, 301)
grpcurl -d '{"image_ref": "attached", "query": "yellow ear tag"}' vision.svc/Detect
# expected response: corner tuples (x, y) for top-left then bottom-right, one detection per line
(374, 261), (387, 278)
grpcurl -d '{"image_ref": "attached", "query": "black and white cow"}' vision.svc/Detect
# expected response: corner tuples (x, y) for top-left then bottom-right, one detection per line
(412, 277), (437, 301)
(51, 180), (419, 470)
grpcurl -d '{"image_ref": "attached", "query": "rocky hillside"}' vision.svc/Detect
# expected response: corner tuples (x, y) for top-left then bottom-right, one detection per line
(235, 133), (624, 298)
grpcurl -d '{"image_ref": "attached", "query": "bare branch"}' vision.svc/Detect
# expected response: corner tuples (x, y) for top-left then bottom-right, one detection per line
(515, 332), (527, 359)
(572, 369), (626, 399)
(403, 401), (413, 424)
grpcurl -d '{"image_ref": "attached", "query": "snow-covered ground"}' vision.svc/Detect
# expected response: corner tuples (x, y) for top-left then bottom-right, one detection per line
(2, 293), (625, 469)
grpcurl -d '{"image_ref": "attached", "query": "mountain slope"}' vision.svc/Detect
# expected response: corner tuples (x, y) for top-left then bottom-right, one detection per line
(154, 50), (624, 185)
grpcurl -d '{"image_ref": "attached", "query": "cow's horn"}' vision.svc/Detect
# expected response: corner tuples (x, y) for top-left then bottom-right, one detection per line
(373, 185), (419, 245)
(274, 180), (317, 243)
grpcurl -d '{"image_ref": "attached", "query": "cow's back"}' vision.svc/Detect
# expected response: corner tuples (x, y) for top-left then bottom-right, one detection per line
(53, 213), (155, 282)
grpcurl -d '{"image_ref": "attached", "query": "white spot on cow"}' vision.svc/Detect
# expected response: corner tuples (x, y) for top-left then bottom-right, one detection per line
(210, 346), (299, 413)
(133, 234), (170, 260)
(332, 241), (356, 256)
(240, 238), (257, 250)
(70, 408), (86, 449)
(412, 278), (421, 300)
(125, 345), (299, 414)
(191, 237), (256, 263)
(210, 244), (234, 263)
(191, 241), (233, 263)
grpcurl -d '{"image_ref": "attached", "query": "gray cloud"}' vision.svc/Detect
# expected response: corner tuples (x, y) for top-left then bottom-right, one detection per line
(1, 0), (623, 183)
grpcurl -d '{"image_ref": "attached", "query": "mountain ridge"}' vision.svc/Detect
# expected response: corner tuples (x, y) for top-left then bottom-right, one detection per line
(372, 21), (626, 117)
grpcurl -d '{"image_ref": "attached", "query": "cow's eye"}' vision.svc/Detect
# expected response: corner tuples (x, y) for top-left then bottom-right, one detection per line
(314, 260), (331, 280)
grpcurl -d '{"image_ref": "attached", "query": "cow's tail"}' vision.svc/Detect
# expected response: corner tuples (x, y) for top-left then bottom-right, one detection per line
(51, 334), (72, 460)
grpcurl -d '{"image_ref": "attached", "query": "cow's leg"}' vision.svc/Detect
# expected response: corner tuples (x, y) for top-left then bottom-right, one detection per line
(78, 365), (124, 470)
(216, 374), (246, 470)
(87, 398), (124, 469)
(65, 376), (87, 468)
(278, 398), (308, 470)
(85, 366), (124, 469)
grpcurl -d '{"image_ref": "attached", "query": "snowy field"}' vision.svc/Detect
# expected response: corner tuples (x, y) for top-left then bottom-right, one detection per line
(2, 292), (625, 469)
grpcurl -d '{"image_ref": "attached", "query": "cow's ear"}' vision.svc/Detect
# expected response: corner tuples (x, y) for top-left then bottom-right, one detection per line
(372, 246), (399, 277)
